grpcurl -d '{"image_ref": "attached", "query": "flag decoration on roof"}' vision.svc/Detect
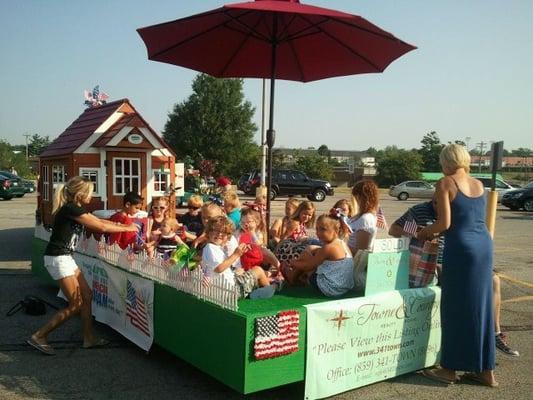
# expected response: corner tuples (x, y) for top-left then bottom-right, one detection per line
(376, 206), (388, 230)
(84, 85), (109, 108)
(403, 219), (418, 237)
(254, 310), (300, 360)
(126, 279), (150, 336)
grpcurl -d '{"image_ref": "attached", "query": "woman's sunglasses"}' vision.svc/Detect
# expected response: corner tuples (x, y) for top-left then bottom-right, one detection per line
(152, 206), (166, 210)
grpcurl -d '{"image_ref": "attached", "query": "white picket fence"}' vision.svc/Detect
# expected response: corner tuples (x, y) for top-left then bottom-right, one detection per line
(34, 225), (240, 311)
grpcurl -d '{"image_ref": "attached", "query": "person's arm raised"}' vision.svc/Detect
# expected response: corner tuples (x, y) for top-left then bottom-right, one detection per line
(418, 178), (451, 241)
(74, 213), (139, 233)
(388, 222), (405, 238)
(214, 243), (247, 273)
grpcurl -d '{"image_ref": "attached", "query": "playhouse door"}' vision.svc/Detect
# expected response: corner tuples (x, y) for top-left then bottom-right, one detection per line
(106, 152), (147, 210)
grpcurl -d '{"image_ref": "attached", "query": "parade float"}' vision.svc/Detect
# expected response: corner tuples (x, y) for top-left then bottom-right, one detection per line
(34, 194), (440, 398)
(32, 85), (440, 398)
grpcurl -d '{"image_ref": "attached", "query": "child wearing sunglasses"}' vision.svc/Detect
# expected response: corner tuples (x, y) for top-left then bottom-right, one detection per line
(179, 195), (204, 236)
(147, 197), (170, 243)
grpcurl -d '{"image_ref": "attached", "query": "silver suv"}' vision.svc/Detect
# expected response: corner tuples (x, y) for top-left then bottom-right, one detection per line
(389, 181), (435, 201)
(476, 177), (515, 202)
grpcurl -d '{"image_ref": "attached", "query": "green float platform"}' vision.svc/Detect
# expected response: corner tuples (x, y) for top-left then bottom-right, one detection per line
(32, 236), (355, 394)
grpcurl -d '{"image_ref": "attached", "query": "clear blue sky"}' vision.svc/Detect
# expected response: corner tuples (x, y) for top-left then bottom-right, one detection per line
(1, 0), (532, 152)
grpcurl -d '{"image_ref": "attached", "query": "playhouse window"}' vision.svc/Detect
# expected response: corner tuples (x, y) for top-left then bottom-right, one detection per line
(42, 165), (49, 201)
(80, 168), (99, 195)
(52, 165), (65, 185)
(153, 170), (170, 193)
(113, 158), (140, 195)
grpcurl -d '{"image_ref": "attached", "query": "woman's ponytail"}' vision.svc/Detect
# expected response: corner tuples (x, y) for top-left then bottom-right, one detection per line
(51, 176), (93, 217)
(52, 184), (68, 216)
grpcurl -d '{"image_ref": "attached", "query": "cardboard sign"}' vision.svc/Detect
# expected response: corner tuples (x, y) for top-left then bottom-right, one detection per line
(365, 251), (409, 296)
(372, 237), (410, 253)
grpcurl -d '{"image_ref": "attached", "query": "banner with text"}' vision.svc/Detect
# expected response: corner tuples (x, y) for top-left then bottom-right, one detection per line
(74, 254), (154, 351)
(304, 287), (441, 400)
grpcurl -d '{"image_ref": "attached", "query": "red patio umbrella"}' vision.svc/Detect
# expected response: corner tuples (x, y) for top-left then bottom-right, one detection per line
(137, 0), (416, 231)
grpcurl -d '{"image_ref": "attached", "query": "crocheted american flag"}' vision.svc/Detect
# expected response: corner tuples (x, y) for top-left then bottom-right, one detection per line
(254, 310), (300, 360)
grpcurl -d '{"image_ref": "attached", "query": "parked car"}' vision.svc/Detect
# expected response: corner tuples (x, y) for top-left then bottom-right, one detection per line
(389, 180), (435, 201)
(0, 171), (35, 193)
(0, 176), (26, 200)
(476, 177), (515, 202)
(237, 173), (252, 194)
(501, 181), (533, 211)
(0, 172), (26, 197)
(246, 169), (334, 201)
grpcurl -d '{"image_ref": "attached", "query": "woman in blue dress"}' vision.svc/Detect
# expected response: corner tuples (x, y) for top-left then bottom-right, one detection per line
(418, 144), (497, 387)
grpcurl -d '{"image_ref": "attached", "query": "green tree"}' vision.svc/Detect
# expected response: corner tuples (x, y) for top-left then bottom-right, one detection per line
(295, 153), (333, 181)
(511, 147), (531, 157)
(0, 140), (12, 170)
(419, 131), (444, 171)
(272, 149), (288, 169)
(28, 134), (51, 157)
(364, 147), (378, 157)
(0, 140), (33, 177)
(163, 74), (260, 178)
(317, 144), (331, 162)
(376, 146), (423, 186)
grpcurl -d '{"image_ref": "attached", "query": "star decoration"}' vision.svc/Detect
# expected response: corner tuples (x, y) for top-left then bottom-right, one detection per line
(329, 309), (351, 331)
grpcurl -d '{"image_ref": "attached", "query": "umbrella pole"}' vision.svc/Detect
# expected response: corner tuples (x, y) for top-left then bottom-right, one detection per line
(266, 80), (276, 244)
(266, 16), (278, 245)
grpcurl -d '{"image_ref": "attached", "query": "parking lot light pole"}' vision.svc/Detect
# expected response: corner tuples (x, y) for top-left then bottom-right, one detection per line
(23, 133), (31, 160)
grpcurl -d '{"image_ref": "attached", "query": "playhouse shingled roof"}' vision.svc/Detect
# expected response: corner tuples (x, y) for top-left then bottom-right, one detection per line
(40, 99), (172, 157)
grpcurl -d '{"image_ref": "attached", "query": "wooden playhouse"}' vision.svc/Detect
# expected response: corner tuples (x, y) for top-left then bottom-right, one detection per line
(37, 99), (182, 224)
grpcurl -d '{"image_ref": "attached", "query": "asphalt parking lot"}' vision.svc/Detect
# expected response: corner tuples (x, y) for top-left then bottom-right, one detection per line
(0, 192), (531, 400)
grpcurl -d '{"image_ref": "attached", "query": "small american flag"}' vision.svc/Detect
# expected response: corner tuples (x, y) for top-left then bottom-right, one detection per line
(126, 246), (136, 264)
(403, 219), (418, 237)
(179, 266), (190, 280)
(376, 206), (388, 230)
(126, 280), (150, 336)
(201, 273), (211, 288)
(97, 240), (106, 255)
(254, 310), (300, 360)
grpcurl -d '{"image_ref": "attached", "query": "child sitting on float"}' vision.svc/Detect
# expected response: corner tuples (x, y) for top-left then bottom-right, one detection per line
(191, 202), (225, 249)
(146, 196), (169, 243)
(146, 217), (185, 259)
(108, 192), (146, 250)
(222, 191), (241, 230)
(280, 200), (316, 241)
(201, 215), (272, 299)
(235, 207), (281, 278)
(274, 200), (318, 266)
(148, 196), (196, 244)
(333, 198), (355, 218)
(283, 210), (354, 297)
(269, 197), (301, 247)
(178, 195), (204, 236)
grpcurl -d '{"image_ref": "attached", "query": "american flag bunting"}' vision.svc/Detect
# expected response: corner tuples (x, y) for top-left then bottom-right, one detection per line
(376, 206), (388, 230)
(254, 310), (300, 360)
(126, 280), (150, 336)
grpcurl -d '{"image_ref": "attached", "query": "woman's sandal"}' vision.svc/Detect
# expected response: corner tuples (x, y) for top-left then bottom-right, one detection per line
(421, 368), (458, 385)
(461, 373), (499, 388)
(27, 337), (56, 355)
